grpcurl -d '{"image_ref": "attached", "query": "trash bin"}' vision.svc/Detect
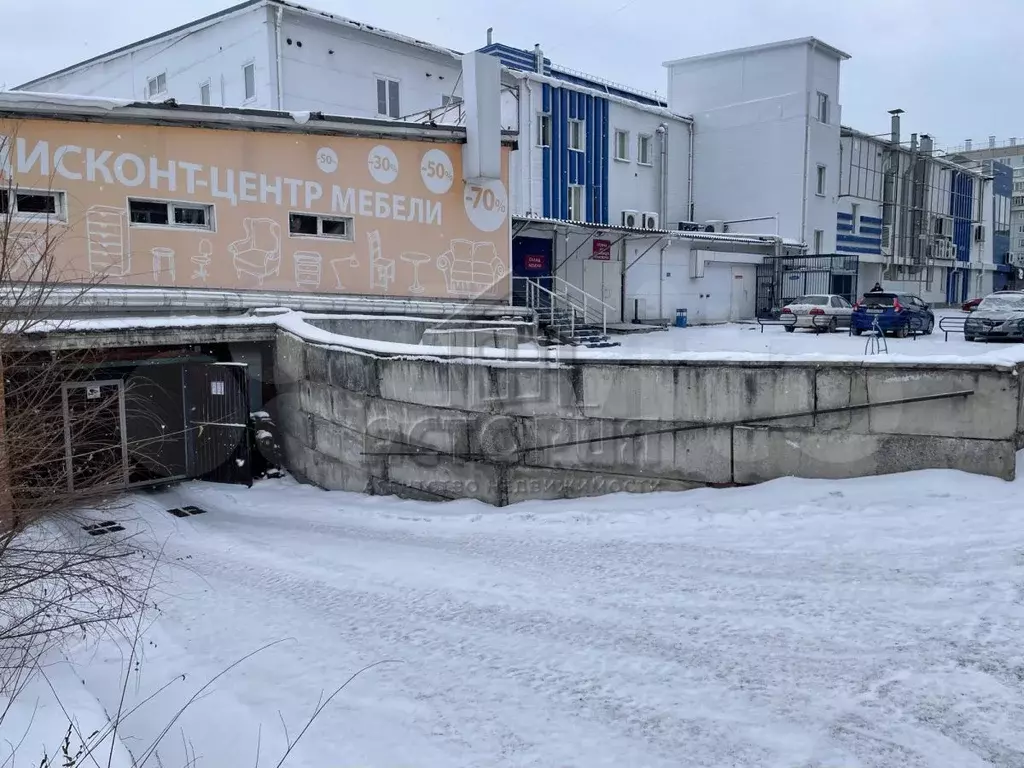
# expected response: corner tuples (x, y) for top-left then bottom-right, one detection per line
(675, 308), (688, 328)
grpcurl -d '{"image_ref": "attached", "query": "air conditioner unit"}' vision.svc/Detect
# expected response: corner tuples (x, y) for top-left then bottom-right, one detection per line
(622, 210), (640, 228)
(974, 224), (986, 243)
(677, 221), (699, 232)
(933, 215), (952, 238)
(642, 212), (659, 230)
(704, 220), (724, 233)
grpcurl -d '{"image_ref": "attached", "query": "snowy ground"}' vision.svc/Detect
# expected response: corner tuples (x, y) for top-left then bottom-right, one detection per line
(527, 309), (1024, 365)
(5, 464), (1024, 767)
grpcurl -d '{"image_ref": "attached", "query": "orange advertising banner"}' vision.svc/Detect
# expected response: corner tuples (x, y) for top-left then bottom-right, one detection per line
(0, 117), (511, 302)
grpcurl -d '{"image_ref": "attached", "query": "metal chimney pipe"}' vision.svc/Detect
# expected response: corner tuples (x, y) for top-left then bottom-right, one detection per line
(486, 27), (493, 45)
(989, 135), (997, 149)
(965, 139), (972, 151)
(889, 108), (903, 145)
(534, 43), (544, 74)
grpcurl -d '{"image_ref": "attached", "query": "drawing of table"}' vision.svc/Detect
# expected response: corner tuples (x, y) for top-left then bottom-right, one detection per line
(400, 252), (431, 294)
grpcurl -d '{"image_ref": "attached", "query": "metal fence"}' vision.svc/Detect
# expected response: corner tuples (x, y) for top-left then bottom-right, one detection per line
(756, 254), (860, 318)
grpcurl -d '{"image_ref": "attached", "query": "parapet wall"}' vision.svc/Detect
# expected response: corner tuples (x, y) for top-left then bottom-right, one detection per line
(274, 329), (1024, 506)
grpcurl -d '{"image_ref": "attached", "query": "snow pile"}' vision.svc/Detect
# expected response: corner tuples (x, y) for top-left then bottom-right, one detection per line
(10, 461), (1021, 767)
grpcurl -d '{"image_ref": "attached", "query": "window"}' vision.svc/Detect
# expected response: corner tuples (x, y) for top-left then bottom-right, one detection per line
(289, 212), (354, 240)
(567, 185), (584, 221)
(0, 189), (66, 221)
(614, 129), (629, 161)
(637, 134), (652, 165)
(440, 94), (463, 108)
(813, 229), (824, 254)
(129, 198), (213, 230)
(199, 81), (211, 106)
(817, 91), (829, 124)
(816, 164), (827, 196)
(147, 72), (167, 99)
(376, 76), (400, 118)
(568, 120), (584, 152)
(537, 113), (551, 147)
(243, 63), (256, 101)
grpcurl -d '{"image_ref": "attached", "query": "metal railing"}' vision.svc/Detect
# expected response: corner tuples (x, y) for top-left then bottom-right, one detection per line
(512, 276), (579, 338)
(548, 276), (610, 335)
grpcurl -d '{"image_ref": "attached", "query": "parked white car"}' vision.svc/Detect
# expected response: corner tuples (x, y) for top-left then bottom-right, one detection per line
(780, 294), (854, 332)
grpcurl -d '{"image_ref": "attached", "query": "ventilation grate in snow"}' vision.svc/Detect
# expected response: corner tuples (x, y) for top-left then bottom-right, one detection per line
(166, 506), (209, 518)
(82, 521), (125, 536)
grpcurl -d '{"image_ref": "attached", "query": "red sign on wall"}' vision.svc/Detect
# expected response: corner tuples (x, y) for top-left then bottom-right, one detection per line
(592, 239), (612, 261)
(525, 254), (546, 270)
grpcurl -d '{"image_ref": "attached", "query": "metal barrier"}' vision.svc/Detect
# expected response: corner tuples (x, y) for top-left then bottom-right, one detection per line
(756, 313), (797, 333)
(938, 315), (967, 341)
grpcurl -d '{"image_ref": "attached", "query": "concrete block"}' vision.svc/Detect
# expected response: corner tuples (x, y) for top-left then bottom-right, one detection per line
(521, 416), (732, 484)
(371, 476), (446, 503)
(332, 387), (369, 434)
(814, 368), (870, 432)
(467, 413), (526, 464)
(581, 365), (675, 420)
(305, 447), (373, 493)
(865, 368), (1017, 440)
(274, 331), (306, 384)
(307, 317), (428, 344)
(276, 392), (313, 446)
(299, 381), (334, 424)
(733, 426), (1017, 483)
(365, 398), (471, 456)
(305, 343), (330, 384)
(328, 349), (380, 396)
(491, 364), (579, 417)
(384, 453), (503, 505)
(674, 365), (816, 427)
(506, 465), (699, 505)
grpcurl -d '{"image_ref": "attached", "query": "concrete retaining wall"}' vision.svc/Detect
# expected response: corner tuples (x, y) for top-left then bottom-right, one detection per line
(304, 315), (535, 346)
(274, 330), (1023, 505)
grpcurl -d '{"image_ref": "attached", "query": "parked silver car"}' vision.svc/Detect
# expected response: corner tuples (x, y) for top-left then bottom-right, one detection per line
(964, 291), (1024, 342)
(780, 294), (854, 332)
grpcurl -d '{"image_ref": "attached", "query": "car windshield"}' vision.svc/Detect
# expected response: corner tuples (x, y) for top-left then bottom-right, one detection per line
(977, 294), (1024, 312)
(790, 296), (828, 305)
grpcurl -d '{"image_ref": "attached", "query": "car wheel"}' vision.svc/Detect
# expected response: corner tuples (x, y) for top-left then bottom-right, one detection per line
(828, 317), (838, 333)
(896, 324), (909, 339)
(924, 318), (934, 335)
(784, 326), (795, 333)
(852, 328), (863, 336)
(965, 335), (976, 342)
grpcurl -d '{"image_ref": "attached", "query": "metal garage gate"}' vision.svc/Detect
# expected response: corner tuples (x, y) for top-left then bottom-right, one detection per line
(756, 254), (860, 318)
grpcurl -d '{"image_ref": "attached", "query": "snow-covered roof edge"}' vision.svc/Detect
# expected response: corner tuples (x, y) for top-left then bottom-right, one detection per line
(509, 70), (692, 122)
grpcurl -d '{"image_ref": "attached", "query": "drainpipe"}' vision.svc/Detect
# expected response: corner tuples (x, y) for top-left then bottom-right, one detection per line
(659, 241), (668, 321)
(686, 121), (695, 221)
(274, 5), (285, 109)
(522, 76), (534, 216)
(799, 40), (816, 247)
(657, 123), (668, 224)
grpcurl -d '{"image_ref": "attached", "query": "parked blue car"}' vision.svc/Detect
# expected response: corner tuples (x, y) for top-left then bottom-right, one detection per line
(851, 292), (935, 337)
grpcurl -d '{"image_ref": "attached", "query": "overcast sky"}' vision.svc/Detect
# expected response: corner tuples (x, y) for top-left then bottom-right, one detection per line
(2, 0), (1021, 151)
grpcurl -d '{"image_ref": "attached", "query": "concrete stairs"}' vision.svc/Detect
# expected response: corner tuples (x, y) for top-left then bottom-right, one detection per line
(536, 301), (619, 349)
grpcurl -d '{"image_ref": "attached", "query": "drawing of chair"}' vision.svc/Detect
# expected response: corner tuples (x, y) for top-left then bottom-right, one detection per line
(400, 252), (431, 294)
(330, 255), (359, 290)
(151, 247), (176, 283)
(230, 218), (281, 285)
(436, 240), (507, 297)
(192, 239), (212, 282)
(367, 230), (395, 292)
(293, 251), (323, 287)
(86, 205), (131, 279)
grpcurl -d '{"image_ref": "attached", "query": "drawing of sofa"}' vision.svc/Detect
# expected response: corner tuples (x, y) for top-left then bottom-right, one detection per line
(230, 218), (282, 285)
(435, 240), (506, 298)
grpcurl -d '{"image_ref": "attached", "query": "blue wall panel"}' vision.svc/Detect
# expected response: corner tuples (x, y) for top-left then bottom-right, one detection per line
(539, 83), (610, 223)
(949, 170), (974, 303)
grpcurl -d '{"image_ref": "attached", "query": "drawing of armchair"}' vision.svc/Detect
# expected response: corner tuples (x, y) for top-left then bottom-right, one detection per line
(436, 239), (506, 297)
(230, 218), (282, 285)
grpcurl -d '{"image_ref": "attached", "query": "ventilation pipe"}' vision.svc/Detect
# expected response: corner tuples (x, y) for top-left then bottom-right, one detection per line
(274, 5), (285, 109)
(889, 108), (903, 146)
(486, 27), (493, 45)
(989, 135), (996, 149)
(533, 44), (544, 74)
(965, 139), (973, 151)
(656, 123), (668, 225)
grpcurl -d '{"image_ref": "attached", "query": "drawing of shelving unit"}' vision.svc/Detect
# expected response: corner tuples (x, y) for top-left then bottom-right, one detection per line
(86, 206), (131, 279)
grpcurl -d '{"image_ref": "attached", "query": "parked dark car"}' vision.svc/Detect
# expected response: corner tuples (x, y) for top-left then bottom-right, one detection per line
(963, 291), (1024, 342)
(962, 297), (983, 312)
(851, 292), (935, 337)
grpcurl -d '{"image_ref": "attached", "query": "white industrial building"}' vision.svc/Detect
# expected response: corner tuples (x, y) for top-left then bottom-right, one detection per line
(13, 0), (799, 327)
